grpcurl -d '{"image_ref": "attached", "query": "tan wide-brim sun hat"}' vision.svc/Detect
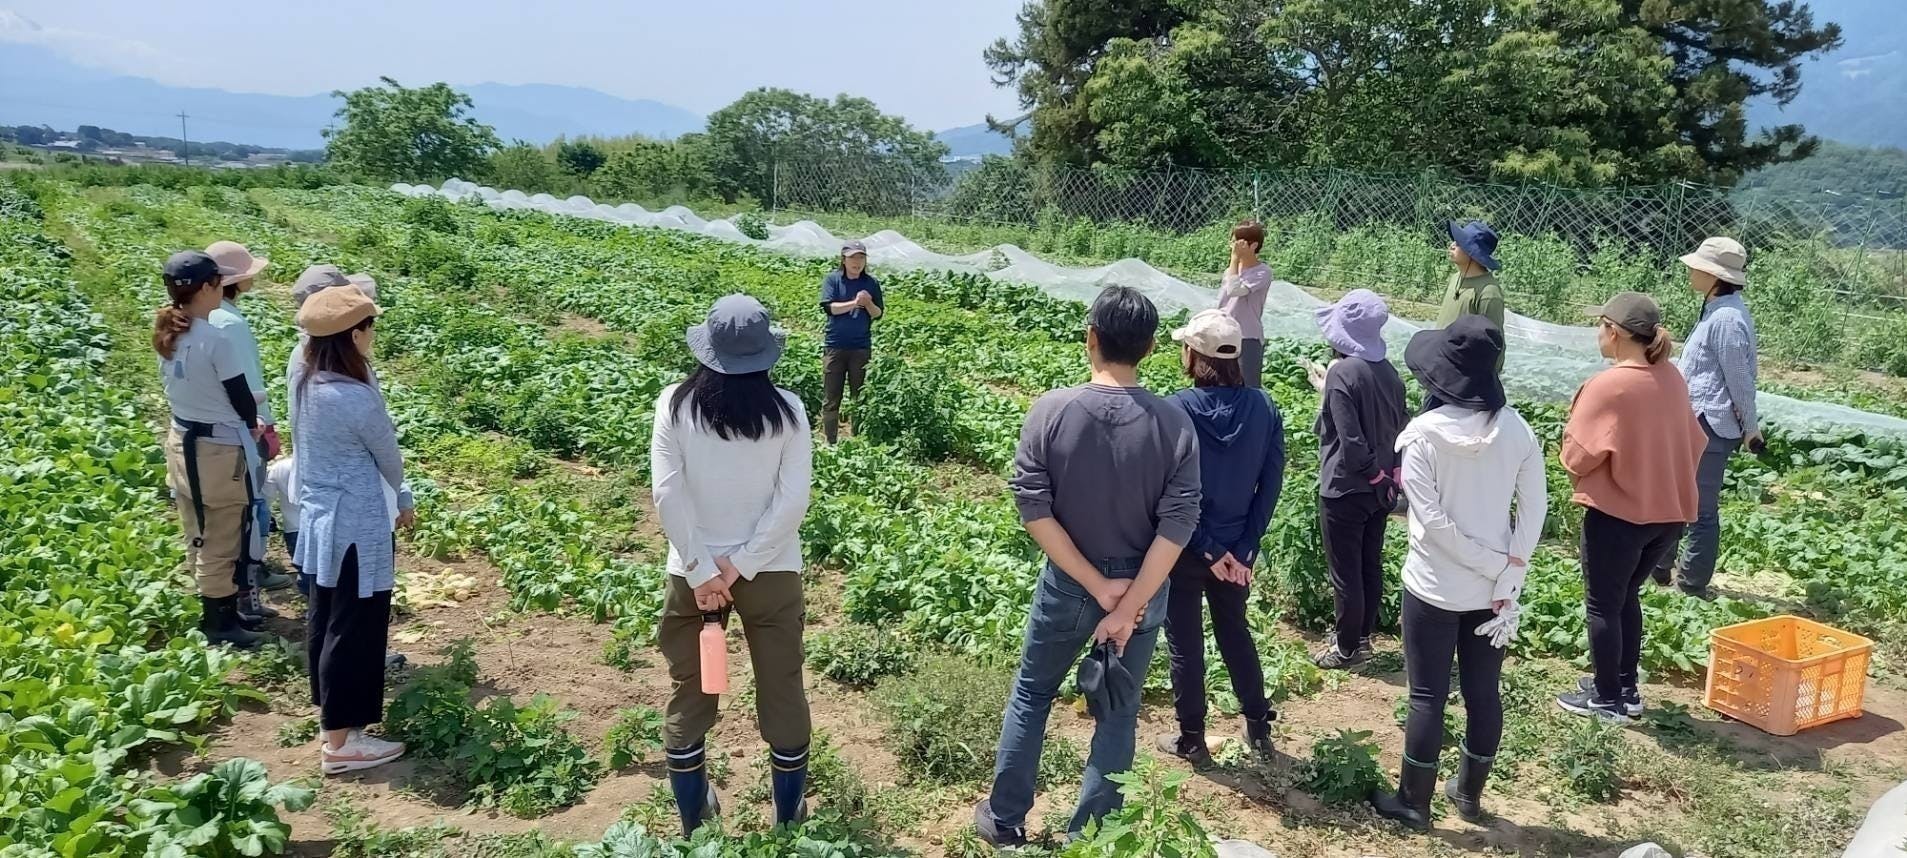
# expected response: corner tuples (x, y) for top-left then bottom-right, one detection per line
(206, 240), (269, 283)
(1680, 236), (1749, 287)
(296, 284), (382, 337)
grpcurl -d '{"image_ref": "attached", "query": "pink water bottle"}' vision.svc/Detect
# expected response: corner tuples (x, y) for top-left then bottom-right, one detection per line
(699, 611), (729, 695)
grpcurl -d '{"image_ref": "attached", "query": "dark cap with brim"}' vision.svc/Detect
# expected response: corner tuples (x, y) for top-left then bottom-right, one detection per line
(163, 250), (221, 288)
(1585, 292), (1662, 340)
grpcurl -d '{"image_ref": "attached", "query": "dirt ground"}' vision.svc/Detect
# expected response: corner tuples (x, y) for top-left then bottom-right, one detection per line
(163, 525), (1907, 858)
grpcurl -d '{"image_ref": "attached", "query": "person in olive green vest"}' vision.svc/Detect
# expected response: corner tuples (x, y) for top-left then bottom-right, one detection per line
(1426, 221), (1506, 411)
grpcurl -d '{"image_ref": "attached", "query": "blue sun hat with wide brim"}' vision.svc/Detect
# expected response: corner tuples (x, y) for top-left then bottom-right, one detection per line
(1448, 219), (1502, 271)
(686, 294), (787, 375)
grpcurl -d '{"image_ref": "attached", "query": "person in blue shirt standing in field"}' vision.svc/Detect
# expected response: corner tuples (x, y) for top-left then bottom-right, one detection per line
(1656, 237), (1760, 601)
(818, 240), (884, 445)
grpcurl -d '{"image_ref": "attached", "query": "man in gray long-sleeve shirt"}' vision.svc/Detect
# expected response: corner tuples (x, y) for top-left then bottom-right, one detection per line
(975, 286), (1201, 848)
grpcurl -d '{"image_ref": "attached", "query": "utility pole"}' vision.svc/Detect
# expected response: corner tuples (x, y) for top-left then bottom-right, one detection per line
(177, 111), (190, 166)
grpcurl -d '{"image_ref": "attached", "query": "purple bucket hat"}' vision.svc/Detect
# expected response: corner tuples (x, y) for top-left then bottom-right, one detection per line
(1313, 289), (1391, 361)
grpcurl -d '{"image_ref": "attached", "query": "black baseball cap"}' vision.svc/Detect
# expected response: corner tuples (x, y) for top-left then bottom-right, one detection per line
(1586, 292), (1661, 339)
(163, 250), (221, 287)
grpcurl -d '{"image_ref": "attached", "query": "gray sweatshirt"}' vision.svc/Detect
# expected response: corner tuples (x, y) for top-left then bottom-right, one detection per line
(1011, 383), (1202, 562)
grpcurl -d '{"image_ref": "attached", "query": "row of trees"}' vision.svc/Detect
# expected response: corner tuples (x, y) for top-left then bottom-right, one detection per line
(321, 79), (948, 205)
(1, 124), (321, 162)
(983, 0), (1846, 186)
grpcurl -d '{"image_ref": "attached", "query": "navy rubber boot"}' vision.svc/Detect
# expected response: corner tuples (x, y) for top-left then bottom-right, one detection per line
(771, 744), (809, 826)
(667, 741), (719, 836)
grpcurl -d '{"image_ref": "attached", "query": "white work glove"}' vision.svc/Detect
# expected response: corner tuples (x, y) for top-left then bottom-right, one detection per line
(1474, 601), (1520, 649)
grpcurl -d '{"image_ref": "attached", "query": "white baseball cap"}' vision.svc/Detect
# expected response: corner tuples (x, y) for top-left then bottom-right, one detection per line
(1171, 309), (1243, 359)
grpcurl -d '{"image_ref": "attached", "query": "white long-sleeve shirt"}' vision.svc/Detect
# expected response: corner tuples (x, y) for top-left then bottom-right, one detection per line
(1396, 405), (1547, 613)
(649, 384), (813, 587)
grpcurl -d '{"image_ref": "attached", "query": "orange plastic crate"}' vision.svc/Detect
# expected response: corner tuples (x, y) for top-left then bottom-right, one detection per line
(1704, 615), (1872, 736)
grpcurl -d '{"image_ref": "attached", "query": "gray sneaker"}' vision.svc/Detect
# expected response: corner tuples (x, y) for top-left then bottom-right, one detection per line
(1557, 688), (1630, 724)
(1578, 677), (1642, 717)
(973, 801), (1027, 848)
(1314, 645), (1368, 670)
(254, 567), (295, 591)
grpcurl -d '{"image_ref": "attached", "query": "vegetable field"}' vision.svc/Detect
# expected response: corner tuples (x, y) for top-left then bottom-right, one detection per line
(5, 174), (1906, 857)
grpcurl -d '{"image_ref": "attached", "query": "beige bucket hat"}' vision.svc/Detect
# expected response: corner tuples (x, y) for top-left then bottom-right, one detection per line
(205, 240), (269, 283)
(1680, 237), (1748, 287)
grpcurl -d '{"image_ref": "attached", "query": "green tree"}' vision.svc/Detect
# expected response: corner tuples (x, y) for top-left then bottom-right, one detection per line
(988, 0), (1843, 184)
(555, 139), (607, 176)
(485, 141), (565, 194)
(701, 88), (950, 202)
(322, 77), (500, 181)
(593, 137), (715, 202)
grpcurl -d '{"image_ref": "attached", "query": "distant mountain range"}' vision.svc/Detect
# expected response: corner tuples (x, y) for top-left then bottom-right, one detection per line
(2, 0), (1896, 159)
(0, 40), (702, 149)
(933, 122), (1016, 159)
(1749, 0), (1906, 150)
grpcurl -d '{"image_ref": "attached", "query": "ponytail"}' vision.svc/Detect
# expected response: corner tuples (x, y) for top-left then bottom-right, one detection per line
(153, 269), (217, 359)
(1643, 325), (1674, 364)
(152, 306), (192, 358)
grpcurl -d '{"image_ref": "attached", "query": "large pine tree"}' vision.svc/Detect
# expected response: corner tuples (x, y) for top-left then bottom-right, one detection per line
(984, 0), (1844, 184)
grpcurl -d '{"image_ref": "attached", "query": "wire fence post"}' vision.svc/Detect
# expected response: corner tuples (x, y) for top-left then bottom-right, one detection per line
(770, 154), (779, 214)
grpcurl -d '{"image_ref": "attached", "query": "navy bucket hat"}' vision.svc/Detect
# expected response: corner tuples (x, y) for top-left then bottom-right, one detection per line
(1448, 220), (1502, 272)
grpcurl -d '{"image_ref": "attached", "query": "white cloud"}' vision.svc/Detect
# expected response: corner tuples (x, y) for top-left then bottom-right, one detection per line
(0, 9), (185, 79)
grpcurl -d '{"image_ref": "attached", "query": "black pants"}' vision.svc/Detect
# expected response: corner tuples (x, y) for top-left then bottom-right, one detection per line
(1321, 492), (1389, 655)
(1581, 508), (1685, 701)
(308, 545), (393, 731)
(1401, 591), (1503, 765)
(1163, 553), (1269, 734)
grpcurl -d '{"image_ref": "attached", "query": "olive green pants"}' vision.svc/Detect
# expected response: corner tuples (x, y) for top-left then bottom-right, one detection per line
(660, 571), (811, 751)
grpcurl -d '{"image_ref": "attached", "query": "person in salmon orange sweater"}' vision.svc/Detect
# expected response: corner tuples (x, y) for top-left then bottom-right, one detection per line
(1556, 292), (1706, 724)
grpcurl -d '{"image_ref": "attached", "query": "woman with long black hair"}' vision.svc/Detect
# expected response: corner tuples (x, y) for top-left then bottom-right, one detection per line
(651, 294), (814, 835)
(292, 286), (413, 775)
(155, 251), (266, 649)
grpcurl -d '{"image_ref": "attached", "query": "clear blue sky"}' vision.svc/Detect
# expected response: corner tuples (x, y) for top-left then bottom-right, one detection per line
(2, 0), (1028, 130)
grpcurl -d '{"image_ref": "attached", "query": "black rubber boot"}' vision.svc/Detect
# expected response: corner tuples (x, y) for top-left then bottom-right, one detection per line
(1370, 757), (1436, 831)
(771, 745), (809, 826)
(1444, 744), (1494, 823)
(1243, 714), (1275, 757)
(200, 596), (263, 648)
(668, 742), (720, 836)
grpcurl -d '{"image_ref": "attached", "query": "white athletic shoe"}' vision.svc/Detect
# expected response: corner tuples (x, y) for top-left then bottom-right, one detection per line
(321, 730), (406, 775)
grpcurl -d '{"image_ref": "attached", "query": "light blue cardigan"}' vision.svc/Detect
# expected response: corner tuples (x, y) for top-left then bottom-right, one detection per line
(291, 371), (408, 596)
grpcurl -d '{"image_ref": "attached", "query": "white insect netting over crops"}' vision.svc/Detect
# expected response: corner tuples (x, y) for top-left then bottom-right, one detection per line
(400, 179), (1907, 441)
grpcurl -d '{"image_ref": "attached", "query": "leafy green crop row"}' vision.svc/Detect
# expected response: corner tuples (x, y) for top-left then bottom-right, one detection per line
(0, 179), (310, 855)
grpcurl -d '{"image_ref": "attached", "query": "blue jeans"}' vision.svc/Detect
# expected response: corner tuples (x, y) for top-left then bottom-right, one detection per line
(1664, 417), (1739, 592)
(984, 559), (1169, 836)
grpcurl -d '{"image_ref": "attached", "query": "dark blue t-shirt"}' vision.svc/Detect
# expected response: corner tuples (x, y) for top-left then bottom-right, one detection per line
(819, 270), (884, 350)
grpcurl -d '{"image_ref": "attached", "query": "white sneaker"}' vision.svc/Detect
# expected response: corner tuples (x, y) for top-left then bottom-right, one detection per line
(322, 730), (406, 775)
